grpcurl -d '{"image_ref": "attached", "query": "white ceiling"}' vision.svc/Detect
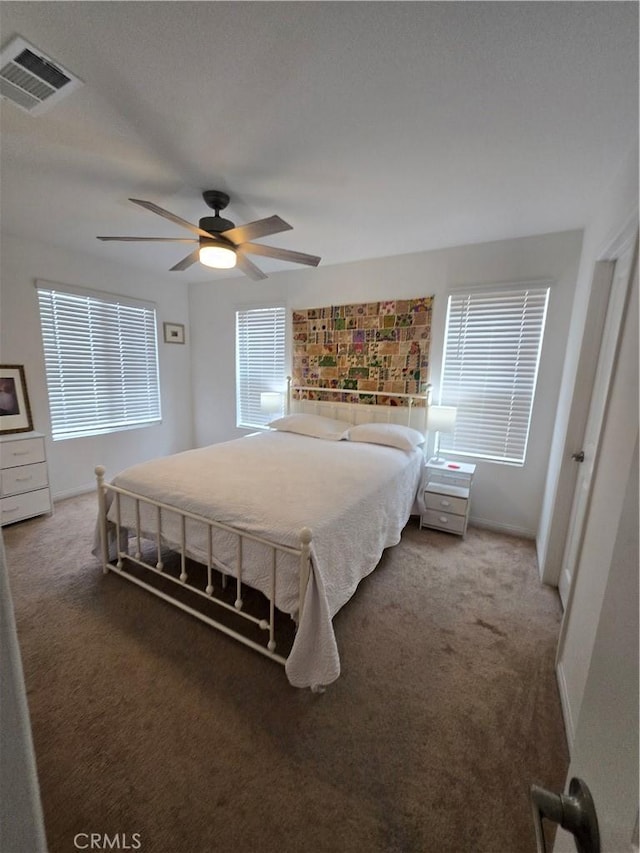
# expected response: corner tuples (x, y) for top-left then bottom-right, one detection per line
(0, 1), (637, 282)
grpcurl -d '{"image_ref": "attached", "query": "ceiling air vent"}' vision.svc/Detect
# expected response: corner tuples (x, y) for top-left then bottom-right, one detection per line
(0, 36), (83, 115)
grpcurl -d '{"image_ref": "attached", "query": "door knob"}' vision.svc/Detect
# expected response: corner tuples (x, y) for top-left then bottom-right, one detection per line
(571, 450), (585, 462)
(530, 777), (600, 853)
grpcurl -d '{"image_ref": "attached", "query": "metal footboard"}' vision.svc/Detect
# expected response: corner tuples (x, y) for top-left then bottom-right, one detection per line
(95, 465), (312, 667)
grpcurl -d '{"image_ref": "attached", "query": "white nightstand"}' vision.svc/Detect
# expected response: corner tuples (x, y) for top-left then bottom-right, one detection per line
(0, 431), (53, 525)
(420, 460), (476, 537)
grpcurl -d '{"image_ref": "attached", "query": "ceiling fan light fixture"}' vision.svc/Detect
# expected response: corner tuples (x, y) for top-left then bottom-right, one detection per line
(199, 244), (237, 269)
(97, 191), (320, 279)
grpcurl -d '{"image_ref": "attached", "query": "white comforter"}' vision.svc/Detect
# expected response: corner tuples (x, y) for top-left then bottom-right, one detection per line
(104, 431), (423, 688)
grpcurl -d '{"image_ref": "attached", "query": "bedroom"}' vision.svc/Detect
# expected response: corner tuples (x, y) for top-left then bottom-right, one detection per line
(1, 2), (637, 852)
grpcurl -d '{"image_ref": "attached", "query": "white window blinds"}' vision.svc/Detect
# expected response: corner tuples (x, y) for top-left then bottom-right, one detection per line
(37, 282), (161, 440)
(439, 283), (550, 465)
(236, 306), (285, 429)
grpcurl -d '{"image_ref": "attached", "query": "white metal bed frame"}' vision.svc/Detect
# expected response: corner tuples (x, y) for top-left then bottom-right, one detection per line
(95, 381), (430, 682)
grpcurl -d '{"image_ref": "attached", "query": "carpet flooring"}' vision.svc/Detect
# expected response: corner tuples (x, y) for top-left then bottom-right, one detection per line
(4, 493), (568, 853)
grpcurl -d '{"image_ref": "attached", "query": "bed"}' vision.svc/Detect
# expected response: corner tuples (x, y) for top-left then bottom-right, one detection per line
(94, 384), (429, 690)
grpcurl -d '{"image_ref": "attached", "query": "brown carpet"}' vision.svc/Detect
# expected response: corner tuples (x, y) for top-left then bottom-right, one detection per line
(4, 493), (568, 853)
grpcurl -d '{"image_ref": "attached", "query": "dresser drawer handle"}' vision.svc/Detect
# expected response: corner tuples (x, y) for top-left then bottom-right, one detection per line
(11, 450), (31, 456)
(15, 475), (33, 482)
(439, 515), (449, 524)
(439, 500), (451, 507)
(2, 506), (20, 514)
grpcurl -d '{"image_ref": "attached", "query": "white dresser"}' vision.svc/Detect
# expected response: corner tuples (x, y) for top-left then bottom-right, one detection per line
(420, 460), (476, 537)
(0, 431), (53, 525)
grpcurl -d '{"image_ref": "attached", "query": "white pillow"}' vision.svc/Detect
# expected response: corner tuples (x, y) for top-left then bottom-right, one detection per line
(348, 422), (425, 451)
(268, 413), (350, 441)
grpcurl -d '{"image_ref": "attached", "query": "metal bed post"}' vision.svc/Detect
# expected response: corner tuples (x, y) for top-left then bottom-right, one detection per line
(206, 527), (213, 595)
(95, 465), (109, 574)
(267, 550), (277, 652)
(298, 527), (312, 624)
(179, 516), (187, 582)
(156, 506), (163, 570)
(235, 537), (243, 610)
(115, 492), (123, 569)
(134, 499), (142, 559)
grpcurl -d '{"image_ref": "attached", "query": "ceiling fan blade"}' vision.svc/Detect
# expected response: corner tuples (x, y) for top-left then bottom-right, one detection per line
(129, 198), (212, 238)
(222, 215), (292, 244)
(170, 249), (201, 272)
(240, 242), (321, 267)
(97, 236), (198, 242)
(235, 252), (268, 281)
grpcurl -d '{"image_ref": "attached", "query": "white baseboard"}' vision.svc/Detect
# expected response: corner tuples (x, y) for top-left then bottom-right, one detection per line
(468, 516), (536, 540)
(556, 660), (574, 754)
(52, 484), (95, 503)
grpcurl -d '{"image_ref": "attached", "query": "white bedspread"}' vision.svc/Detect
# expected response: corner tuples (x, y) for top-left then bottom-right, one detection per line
(103, 431), (423, 688)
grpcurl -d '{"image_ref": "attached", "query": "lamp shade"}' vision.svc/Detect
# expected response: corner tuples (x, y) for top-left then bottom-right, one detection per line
(426, 405), (457, 434)
(199, 244), (237, 269)
(260, 392), (282, 414)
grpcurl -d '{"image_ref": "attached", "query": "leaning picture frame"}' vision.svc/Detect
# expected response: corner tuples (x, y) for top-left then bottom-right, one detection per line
(0, 364), (34, 434)
(163, 322), (185, 344)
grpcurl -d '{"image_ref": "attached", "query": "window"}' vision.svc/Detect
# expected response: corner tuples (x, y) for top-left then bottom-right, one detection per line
(236, 306), (285, 429)
(37, 281), (161, 440)
(439, 283), (550, 465)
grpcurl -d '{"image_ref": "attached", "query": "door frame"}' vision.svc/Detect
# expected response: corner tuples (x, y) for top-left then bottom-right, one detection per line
(557, 220), (637, 606)
(552, 300), (638, 853)
(538, 214), (634, 591)
(555, 215), (638, 747)
(548, 257), (616, 600)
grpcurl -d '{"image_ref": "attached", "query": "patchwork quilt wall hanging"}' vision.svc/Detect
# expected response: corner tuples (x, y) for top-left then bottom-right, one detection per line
(292, 296), (433, 406)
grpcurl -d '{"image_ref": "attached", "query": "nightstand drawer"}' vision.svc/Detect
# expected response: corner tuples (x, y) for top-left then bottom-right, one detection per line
(0, 437), (45, 469)
(1, 462), (49, 496)
(421, 509), (467, 535)
(1, 488), (51, 525)
(423, 491), (468, 516)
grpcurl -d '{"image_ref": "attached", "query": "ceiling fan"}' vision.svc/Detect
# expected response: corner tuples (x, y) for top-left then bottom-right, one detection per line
(97, 190), (321, 280)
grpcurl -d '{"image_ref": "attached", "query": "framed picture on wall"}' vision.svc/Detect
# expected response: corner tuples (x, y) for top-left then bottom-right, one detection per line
(163, 322), (185, 344)
(0, 364), (34, 434)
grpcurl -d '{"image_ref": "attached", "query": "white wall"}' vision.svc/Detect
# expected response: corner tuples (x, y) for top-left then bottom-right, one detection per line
(0, 235), (194, 498)
(189, 230), (583, 538)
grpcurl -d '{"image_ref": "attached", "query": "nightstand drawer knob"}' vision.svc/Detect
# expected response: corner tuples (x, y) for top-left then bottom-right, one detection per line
(440, 499), (451, 507)
(439, 515), (449, 524)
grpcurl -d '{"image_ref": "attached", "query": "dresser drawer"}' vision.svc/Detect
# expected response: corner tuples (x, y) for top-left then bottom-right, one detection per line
(420, 509), (467, 535)
(1, 488), (52, 525)
(1, 462), (49, 497)
(423, 491), (468, 516)
(0, 437), (45, 469)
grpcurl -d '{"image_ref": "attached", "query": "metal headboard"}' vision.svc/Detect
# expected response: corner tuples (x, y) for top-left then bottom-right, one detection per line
(286, 377), (432, 437)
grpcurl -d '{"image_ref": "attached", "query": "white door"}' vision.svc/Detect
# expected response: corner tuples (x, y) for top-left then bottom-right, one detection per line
(553, 438), (639, 852)
(552, 228), (638, 851)
(557, 227), (637, 607)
